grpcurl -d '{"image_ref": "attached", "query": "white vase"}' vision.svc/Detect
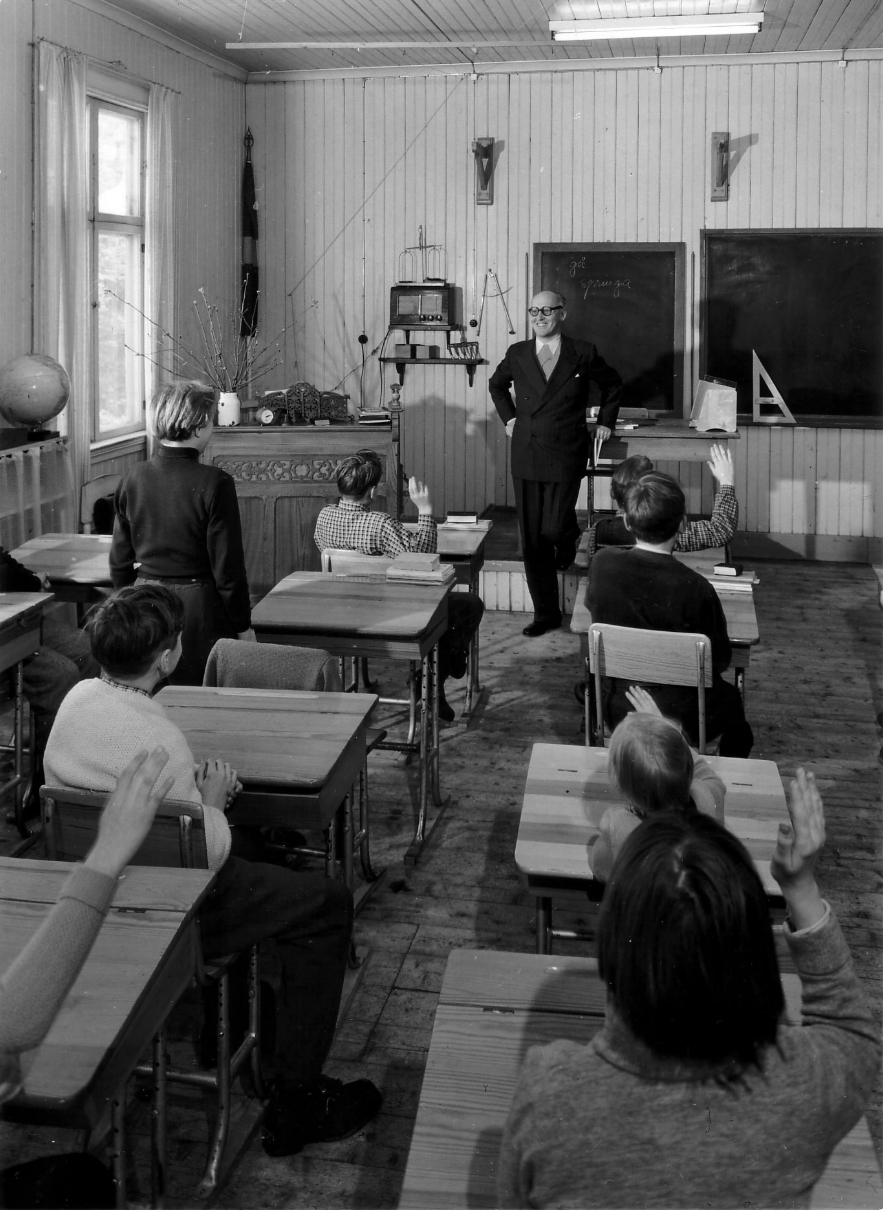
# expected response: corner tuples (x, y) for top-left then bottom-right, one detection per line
(217, 391), (241, 426)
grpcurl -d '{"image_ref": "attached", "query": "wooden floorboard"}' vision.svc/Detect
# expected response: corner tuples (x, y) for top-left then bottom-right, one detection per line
(0, 559), (880, 1208)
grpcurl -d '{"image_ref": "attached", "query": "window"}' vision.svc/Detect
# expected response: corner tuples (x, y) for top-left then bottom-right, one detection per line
(88, 94), (146, 440)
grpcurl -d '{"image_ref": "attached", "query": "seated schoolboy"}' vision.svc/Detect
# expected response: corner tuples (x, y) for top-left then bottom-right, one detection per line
(498, 771), (881, 1208)
(584, 443), (738, 566)
(586, 471), (753, 757)
(314, 449), (483, 721)
(0, 545), (99, 809)
(588, 687), (726, 882)
(43, 584), (382, 1158)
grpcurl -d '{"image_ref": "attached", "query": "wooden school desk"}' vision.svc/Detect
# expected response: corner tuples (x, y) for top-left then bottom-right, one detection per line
(515, 743), (787, 953)
(593, 418), (739, 464)
(157, 686), (376, 898)
(10, 533), (112, 603)
(0, 592), (53, 832)
(0, 856), (215, 1208)
(571, 561), (759, 699)
(251, 572), (450, 862)
(399, 949), (881, 1210)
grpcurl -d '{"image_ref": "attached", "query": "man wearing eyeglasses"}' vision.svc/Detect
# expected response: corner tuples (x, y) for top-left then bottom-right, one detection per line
(489, 289), (623, 636)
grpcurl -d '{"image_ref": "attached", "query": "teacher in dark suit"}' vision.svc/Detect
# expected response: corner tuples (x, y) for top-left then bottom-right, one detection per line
(489, 290), (623, 636)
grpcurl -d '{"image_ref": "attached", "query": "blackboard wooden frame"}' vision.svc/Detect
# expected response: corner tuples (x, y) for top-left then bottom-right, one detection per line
(700, 228), (883, 426)
(534, 242), (687, 416)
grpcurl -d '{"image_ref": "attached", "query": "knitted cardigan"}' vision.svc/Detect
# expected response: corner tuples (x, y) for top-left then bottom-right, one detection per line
(43, 678), (231, 869)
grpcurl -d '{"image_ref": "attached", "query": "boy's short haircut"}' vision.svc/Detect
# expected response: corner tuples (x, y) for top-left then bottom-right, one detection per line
(623, 471), (686, 543)
(610, 455), (653, 510)
(88, 584), (184, 678)
(608, 713), (694, 817)
(150, 381), (215, 442)
(598, 811), (782, 1070)
(336, 449), (383, 498)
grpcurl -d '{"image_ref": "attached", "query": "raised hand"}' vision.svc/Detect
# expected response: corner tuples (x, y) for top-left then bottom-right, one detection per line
(770, 767), (827, 930)
(706, 444), (735, 487)
(408, 477), (434, 516)
(625, 685), (664, 717)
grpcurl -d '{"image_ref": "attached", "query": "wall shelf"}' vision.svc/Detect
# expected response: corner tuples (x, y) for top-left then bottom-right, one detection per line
(381, 356), (486, 388)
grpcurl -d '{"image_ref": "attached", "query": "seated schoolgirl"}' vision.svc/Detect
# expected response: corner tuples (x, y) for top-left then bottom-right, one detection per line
(588, 686), (725, 882)
(498, 770), (881, 1208)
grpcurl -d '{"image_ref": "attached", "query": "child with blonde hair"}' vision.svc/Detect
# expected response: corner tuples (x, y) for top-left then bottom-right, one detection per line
(588, 686), (725, 881)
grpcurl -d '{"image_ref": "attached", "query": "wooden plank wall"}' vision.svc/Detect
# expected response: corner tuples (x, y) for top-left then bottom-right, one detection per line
(246, 57), (882, 550)
(0, 0), (246, 479)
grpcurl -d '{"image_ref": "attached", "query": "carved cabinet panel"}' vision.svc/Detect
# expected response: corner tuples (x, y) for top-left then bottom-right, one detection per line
(205, 421), (401, 599)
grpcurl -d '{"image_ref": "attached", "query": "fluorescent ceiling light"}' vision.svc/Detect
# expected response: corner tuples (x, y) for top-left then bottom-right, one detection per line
(550, 13), (763, 41)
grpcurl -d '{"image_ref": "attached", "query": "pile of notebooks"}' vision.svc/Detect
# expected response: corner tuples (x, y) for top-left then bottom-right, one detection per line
(386, 552), (455, 585)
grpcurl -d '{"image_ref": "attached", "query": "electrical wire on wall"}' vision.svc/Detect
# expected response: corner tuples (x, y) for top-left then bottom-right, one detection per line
(285, 75), (468, 408)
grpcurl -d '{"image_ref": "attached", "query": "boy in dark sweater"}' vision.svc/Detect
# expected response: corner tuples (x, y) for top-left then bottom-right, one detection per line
(587, 471), (753, 756)
(110, 381), (254, 685)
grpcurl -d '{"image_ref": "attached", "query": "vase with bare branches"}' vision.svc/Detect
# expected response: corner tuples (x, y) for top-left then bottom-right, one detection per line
(110, 285), (289, 425)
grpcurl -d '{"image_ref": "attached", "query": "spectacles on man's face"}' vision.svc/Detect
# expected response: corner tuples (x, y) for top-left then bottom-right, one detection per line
(528, 305), (563, 317)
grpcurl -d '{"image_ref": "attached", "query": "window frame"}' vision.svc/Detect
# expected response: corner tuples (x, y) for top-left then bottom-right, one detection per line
(87, 90), (147, 443)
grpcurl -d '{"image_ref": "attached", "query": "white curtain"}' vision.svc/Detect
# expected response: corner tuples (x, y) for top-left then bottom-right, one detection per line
(0, 441), (74, 550)
(34, 42), (89, 507)
(146, 83), (177, 414)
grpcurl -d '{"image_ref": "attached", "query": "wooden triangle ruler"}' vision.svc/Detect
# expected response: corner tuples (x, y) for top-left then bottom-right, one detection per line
(752, 351), (795, 424)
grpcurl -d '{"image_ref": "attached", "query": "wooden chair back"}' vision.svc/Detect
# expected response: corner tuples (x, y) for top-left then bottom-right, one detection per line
(41, 785), (208, 867)
(80, 473), (121, 533)
(320, 548), (394, 575)
(587, 622), (714, 753)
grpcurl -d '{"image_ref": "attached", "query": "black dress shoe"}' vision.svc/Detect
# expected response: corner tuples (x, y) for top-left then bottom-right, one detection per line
(522, 618), (562, 637)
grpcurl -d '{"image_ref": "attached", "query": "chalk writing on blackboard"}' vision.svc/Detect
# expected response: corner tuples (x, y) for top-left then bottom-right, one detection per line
(536, 242), (686, 414)
(580, 279), (631, 299)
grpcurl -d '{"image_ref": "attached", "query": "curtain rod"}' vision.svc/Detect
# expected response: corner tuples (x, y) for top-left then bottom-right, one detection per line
(33, 38), (183, 95)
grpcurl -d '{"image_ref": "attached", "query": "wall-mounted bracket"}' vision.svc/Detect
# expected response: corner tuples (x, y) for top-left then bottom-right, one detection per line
(472, 138), (495, 205)
(710, 131), (729, 201)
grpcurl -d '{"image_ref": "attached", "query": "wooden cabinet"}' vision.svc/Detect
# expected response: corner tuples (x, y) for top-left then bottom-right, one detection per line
(205, 418), (401, 598)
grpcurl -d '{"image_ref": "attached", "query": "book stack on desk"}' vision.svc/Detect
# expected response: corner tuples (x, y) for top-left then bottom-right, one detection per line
(438, 512), (492, 532)
(709, 570), (759, 595)
(386, 552), (455, 585)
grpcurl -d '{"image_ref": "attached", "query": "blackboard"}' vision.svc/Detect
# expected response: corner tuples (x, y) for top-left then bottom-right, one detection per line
(534, 243), (686, 413)
(701, 229), (883, 422)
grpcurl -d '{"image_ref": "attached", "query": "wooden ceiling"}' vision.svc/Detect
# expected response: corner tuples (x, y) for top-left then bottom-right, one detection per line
(107, 0), (883, 74)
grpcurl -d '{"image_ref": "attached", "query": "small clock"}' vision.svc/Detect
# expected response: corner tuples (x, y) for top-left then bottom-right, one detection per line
(257, 406), (279, 426)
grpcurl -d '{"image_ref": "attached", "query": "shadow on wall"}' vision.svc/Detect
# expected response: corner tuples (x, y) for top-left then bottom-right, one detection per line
(399, 391), (509, 516)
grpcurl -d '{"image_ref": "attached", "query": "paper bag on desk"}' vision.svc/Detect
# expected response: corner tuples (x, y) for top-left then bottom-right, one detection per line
(690, 377), (737, 433)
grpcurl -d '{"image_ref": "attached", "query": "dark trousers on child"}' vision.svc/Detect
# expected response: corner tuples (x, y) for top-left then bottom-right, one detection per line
(198, 828), (352, 1087)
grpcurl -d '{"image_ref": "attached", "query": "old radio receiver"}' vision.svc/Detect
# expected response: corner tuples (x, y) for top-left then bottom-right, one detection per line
(389, 284), (455, 329)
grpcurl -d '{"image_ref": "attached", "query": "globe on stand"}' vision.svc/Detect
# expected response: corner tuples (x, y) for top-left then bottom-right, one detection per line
(0, 354), (71, 438)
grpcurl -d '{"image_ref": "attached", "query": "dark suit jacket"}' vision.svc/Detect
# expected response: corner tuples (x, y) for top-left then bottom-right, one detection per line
(488, 336), (623, 482)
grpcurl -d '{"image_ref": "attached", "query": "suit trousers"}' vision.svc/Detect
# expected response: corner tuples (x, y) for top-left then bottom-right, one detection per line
(514, 475), (583, 623)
